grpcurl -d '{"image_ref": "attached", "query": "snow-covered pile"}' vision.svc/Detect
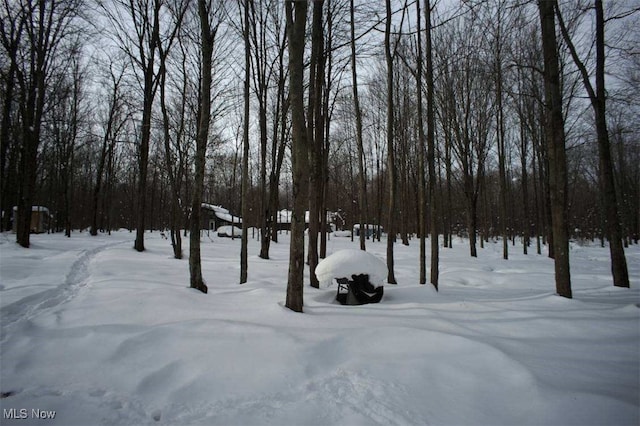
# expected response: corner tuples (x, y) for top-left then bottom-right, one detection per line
(0, 231), (638, 425)
(217, 226), (242, 238)
(315, 249), (387, 288)
(332, 230), (351, 237)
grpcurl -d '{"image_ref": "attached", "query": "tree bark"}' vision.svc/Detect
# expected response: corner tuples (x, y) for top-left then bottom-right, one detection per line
(307, 0), (325, 289)
(134, 1), (161, 252)
(190, 0), (217, 295)
(159, 48), (184, 259)
(416, 0), (427, 284)
(537, 0), (572, 298)
(240, 0), (251, 284)
(285, 0), (308, 312)
(425, 0), (439, 289)
(555, 0), (629, 288)
(494, 10), (509, 261)
(385, 0), (397, 284)
(350, 0), (368, 253)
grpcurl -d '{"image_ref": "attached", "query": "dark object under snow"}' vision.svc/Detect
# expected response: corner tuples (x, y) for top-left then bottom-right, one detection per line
(336, 274), (384, 305)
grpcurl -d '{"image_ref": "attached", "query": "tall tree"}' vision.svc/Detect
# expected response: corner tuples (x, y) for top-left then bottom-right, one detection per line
(190, 0), (220, 294)
(50, 54), (85, 238)
(537, 0), (572, 298)
(350, 0), (367, 252)
(438, 14), (492, 259)
(491, 0), (509, 260)
(247, 0), (273, 260)
(91, 62), (129, 237)
(3, 0), (82, 247)
(265, 1), (288, 249)
(240, 0), (250, 284)
(384, 0), (397, 284)
(158, 41), (185, 258)
(285, 0), (308, 312)
(0, 0), (23, 232)
(307, 0), (325, 289)
(100, 0), (186, 252)
(424, 0), (439, 288)
(415, 0), (427, 284)
(555, 0), (629, 288)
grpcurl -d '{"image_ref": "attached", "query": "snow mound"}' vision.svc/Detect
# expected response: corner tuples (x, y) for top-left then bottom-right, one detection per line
(333, 230), (351, 238)
(217, 226), (242, 238)
(315, 249), (387, 288)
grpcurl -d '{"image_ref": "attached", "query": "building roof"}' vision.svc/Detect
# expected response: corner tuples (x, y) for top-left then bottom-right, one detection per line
(201, 203), (242, 223)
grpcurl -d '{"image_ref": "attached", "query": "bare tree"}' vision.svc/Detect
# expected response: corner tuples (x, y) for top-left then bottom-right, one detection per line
(307, 0), (325, 289)
(240, 0), (250, 283)
(189, 0), (222, 294)
(438, 13), (493, 258)
(158, 49), (182, 258)
(555, 0), (630, 288)
(91, 61), (129, 237)
(266, 2), (288, 248)
(490, 1), (510, 260)
(2, 0), (82, 247)
(49, 53), (86, 238)
(285, 0), (308, 312)
(100, 0), (187, 252)
(385, 0), (398, 284)
(0, 0), (24, 232)
(537, 0), (572, 298)
(424, 0), (438, 288)
(349, 0), (367, 252)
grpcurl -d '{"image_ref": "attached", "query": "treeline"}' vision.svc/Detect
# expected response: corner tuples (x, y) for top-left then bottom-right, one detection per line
(1, 1), (637, 306)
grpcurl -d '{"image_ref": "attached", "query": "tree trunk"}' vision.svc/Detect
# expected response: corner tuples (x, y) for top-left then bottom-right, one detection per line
(285, 0), (308, 312)
(307, 0), (324, 289)
(240, 0), (251, 284)
(425, 0), (439, 289)
(133, 1), (163, 253)
(190, 0), (216, 295)
(385, 0), (397, 284)
(495, 24), (509, 261)
(350, 0), (368, 253)
(537, 0), (571, 298)
(468, 188), (478, 258)
(555, 0), (629, 288)
(258, 91), (269, 258)
(134, 64), (155, 252)
(416, 0), (426, 283)
(0, 55), (17, 233)
(520, 124), (530, 255)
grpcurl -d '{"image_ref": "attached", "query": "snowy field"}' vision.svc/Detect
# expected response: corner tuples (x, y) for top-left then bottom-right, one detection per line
(0, 230), (638, 426)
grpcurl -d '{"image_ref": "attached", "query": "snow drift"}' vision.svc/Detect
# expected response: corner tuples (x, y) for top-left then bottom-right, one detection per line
(0, 231), (638, 426)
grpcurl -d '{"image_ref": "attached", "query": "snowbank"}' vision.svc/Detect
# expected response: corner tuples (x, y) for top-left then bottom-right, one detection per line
(333, 230), (351, 237)
(315, 249), (387, 288)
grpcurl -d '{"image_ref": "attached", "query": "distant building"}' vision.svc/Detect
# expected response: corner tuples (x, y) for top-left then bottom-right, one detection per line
(275, 209), (341, 232)
(274, 209), (305, 232)
(353, 223), (383, 239)
(201, 203), (242, 231)
(12, 206), (51, 234)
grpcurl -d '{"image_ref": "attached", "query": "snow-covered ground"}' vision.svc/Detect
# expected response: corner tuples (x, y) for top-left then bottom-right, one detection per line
(0, 230), (638, 426)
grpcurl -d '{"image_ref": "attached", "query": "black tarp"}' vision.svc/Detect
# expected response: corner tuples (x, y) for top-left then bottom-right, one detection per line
(336, 274), (383, 305)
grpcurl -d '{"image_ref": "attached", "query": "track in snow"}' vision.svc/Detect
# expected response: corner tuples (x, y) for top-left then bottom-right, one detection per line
(0, 240), (126, 345)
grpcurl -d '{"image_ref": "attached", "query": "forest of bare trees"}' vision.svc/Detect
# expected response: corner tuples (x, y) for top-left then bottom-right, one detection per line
(2, 0), (638, 309)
